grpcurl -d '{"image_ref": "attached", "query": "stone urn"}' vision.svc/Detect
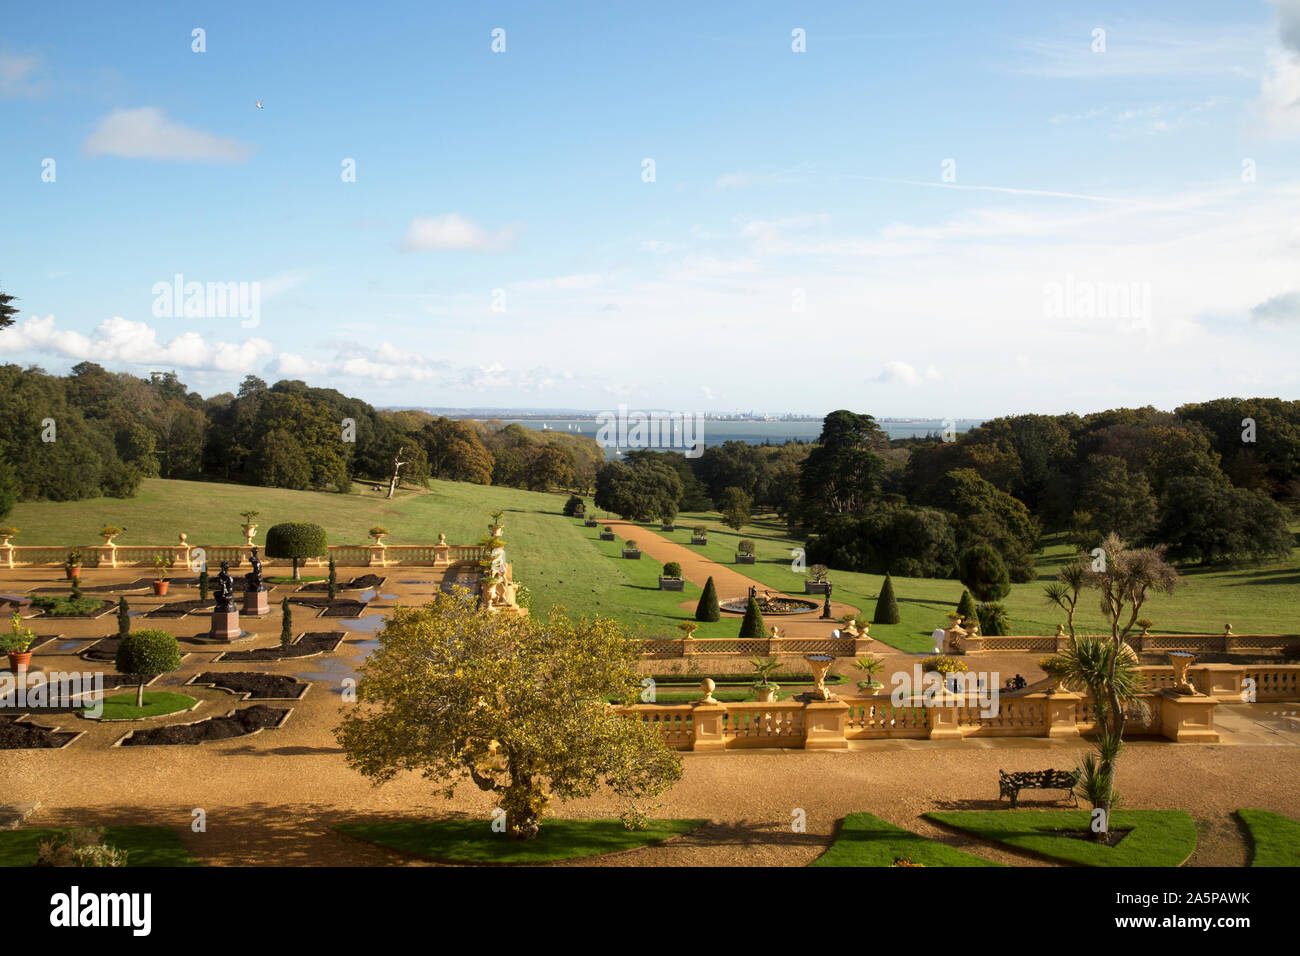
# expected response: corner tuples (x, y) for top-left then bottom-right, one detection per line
(241, 523), (258, 547)
(100, 531), (121, 547)
(754, 683), (777, 703)
(0, 531), (14, 548)
(1167, 651), (1198, 695)
(804, 653), (838, 701)
(370, 532), (387, 546)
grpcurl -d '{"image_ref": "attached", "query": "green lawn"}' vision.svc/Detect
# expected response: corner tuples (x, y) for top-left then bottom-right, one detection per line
(0, 826), (200, 867)
(86, 691), (197, 720)
(335, 817), (705, 864)
(924, 809), (1198, 867)
(1236, 809), (1300, 866)
(10, 478), (1298, 644)
(810, 813), (1003, 867)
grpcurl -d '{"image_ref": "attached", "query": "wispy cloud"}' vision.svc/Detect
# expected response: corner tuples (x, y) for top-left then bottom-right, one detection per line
(0, 52), (45, 98)
(84, 107), (252, 161)
(401, 213), (517, 252)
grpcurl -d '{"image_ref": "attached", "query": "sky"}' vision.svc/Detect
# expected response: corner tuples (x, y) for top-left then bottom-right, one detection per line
(3, 0), (1300, 418)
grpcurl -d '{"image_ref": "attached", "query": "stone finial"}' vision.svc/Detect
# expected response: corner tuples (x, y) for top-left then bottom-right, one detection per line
(699, 677), (717, 703)
(1224, 624), (1234, 635)
(437, 533), (447, 545)
(1055, 623), (1065, 636)
(178, 532), (188, 545)
(769, 624), (782, 639)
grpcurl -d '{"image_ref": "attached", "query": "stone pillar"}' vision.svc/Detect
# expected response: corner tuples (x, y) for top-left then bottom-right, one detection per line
(682, 635), (700, 657)
(1053, 624), (1071, 653)
(852, 636), (875, 656)
(1041, 690), (1082, 738)
(243, 588), (269, 616)
(1223, 625), (1240, 654)
(368, 544), (387, 568)
(1157, 690), (1219, 743)
(1191, 664), (1243, 703)
(691, 702), (727, 752)
(1, 542), (12, 570)
(803, 700), (850, 750)
(94, 545), (115, 570)
(927, 695), (964, 740)
(209, 608), (241, 642)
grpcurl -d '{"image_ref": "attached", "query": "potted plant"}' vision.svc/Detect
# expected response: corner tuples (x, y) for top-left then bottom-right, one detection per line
(584, 514), (599, 527)
(678, 621), (699, 639)
(488, 510), (505, 535)
(660, 513), (676, 531)
(1038, 654), (1073, 693)
(854, 654), (885, 694)
(599, 525), (616, 541)
(152, 553), (173, 596)
(622, 539), (642, 559)
(690, 525), (708, 545)
(369, 525), (390, 545)
(750, 656), (782, 703)
(3, 612), (36, 674)
(240, 510), (260, 546)
(805, 564), (831, 594)
(659, 561), (684, 591)
(64, 550), (83, 581)
(0, 527), (17, 547)
(735, 539), (756, 564)
(1136, 617), (1154, 637)
(99, 525), (125, 546)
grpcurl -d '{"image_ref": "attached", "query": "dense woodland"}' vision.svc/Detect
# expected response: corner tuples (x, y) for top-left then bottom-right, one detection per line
(0, 362), (1296, 583)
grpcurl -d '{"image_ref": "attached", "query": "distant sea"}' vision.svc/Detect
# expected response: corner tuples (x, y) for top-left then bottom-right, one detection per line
(480, 418), (983, 458)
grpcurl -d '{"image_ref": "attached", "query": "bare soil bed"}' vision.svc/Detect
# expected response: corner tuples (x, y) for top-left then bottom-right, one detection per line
(0, 716), (78, 749)
(299, 574), (386, 591)
(144, 599), (216, 618)
(118, 705), (288, 746)
(215, 632), (345, 662)
(191, 671), (309, 700)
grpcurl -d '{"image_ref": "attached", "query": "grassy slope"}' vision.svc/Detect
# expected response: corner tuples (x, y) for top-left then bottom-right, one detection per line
(810, 812), (1003, 867)
(1236, 809), (1300, 866)
(0, 826), (199, 867)
(335, 817), (705, 864)
(925, 809), (1197, 867)
(9, 478), (1298, 643)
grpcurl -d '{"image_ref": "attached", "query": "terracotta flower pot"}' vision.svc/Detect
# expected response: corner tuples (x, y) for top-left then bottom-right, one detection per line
(7, 652), (32, 674)
(153, 580), (169, 596)
(65, 567), (81, 580)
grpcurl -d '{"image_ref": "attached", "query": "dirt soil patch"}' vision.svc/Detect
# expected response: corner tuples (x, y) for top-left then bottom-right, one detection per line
(0, 716), (78, 749)
(119, 705), (288, 746)
(144, 599), (215, 618)
(299, 574), (386, 591)
(191, 671), (309, 700)
(215, 632), (345, 662)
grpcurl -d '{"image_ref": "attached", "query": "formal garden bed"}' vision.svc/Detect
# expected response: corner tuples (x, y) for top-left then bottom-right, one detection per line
(144, 599), (217, 618)
(29, 595), (115, 618)
(289, 597), (370, 617)
(0, 826), (199, 867)
(334, 817), (706, 865)
(1236, 809), (1300, 866)
(0, 715), (82, 749)
(188, 671), (310, 700)
(115, 704), (290, 746)
(82, 691), (200, 721)
(214, 631), (345, 662)
(300, 574), (386, 591)
(810, 813), (1003, 867)
(924, 810), (1198, 867)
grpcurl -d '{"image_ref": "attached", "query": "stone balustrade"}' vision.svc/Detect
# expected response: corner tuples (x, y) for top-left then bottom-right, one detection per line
(954, 631), (1298, 655)
(640, 635), (870, 659)
(0, 541), (486, 570)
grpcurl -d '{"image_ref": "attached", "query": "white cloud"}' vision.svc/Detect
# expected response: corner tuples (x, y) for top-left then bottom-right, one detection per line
(1251, 289), (1300, 323)
(0, 53), (44, 98)
(877, 361), (940, 387)
(84, 108), (252, 161)
(401, 213), (516, 252)
(0, 315), (272, 372)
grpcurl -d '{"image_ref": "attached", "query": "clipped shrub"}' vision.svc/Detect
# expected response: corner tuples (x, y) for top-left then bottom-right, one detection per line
(117, 597), (130, 639)
(281, 597), (293, 649)
(874, 573), (901, 625)
(35, 828), (128, 868)
(328, 555), (338, 600)
(738, 597), (766, 639)
(975, 602), (1010, 636)
(956, 589), (978, 625)
(198, 568), (209, 602)
(737, 539), (756, 556)
(265, 522), (328, 580)
(695, 576), (720, 622)
(115, 629), (182, 707)
(563, 495), (586, 517)
(626, 539), (639, 550)
(663, 562), (683, 578)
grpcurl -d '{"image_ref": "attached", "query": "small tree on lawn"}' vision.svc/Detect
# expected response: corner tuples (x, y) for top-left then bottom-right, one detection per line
(281, 597), (293, 649)
(335, 593), (683, 839)
(1046, 533), (1180, 843)
(874, 573), (900, 624)
(738, 596), (765, 639)
(958, 544), (1011, 602)
(265, 522), (328, 581)
(117, 597), (130, 638)
(695, 576), (720, 622)
(115, 629), (182, 708)
(717, 486), (752, 531)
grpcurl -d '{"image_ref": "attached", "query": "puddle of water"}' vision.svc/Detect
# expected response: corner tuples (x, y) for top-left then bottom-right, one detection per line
(358, 589), (377, 602)
(56, 640), (83, 652)
(339, 616), (383, 633)
(292, 655), (357, 694)
(380, 593), (397, 600)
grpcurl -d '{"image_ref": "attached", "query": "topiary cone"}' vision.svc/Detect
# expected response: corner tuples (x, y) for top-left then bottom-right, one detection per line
(738, 596), (766, 639)
(874, 574), (901, 625)
(695, 576), (720, 622)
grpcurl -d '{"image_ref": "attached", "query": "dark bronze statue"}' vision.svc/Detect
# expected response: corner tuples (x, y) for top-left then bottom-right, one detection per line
(244, 546), (266, 593)
(214, 561), (237, 612)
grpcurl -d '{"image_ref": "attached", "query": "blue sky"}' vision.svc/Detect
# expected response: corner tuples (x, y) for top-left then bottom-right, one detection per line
(3, 0), (1300, 416)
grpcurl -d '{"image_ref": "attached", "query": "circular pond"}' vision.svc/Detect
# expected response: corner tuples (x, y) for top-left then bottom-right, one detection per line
(718, 595), (820, 615)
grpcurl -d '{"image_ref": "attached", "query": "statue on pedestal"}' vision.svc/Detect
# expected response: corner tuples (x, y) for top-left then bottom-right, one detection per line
(244, 546), (266, 592)
(214, 561), (237, 612)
